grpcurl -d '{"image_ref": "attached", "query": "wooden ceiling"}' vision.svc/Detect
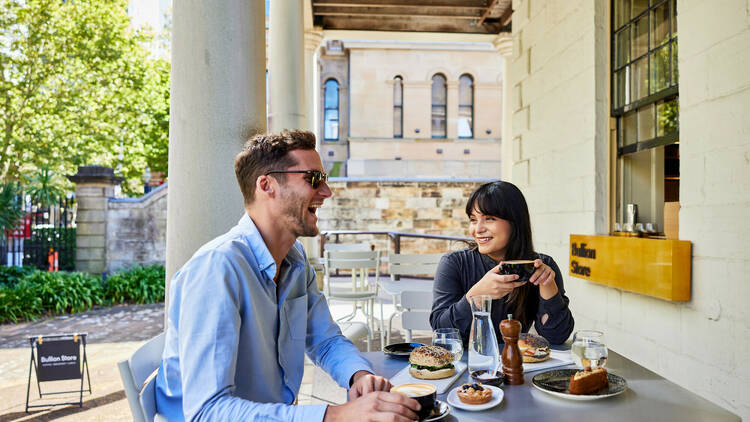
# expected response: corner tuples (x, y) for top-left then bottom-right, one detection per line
(312, 0), (513, 34)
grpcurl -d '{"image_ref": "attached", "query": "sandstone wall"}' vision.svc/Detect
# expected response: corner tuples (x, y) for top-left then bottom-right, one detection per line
(317, 179), (492, 256)
(106, 184), (168, 273)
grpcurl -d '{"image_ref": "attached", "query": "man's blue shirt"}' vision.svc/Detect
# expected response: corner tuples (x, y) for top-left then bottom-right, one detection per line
(155, 214), (373, 421)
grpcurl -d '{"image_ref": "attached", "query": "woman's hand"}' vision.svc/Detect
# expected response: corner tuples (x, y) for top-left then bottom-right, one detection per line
(529, 259), (558, 299)
(465, 264), (526, 301)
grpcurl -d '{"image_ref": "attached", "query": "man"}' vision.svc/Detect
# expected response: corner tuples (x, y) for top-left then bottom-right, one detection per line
(155, 130), (419, 421)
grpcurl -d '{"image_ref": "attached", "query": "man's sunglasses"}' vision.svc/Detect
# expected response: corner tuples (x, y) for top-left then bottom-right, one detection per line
(265, 170), (329, 189)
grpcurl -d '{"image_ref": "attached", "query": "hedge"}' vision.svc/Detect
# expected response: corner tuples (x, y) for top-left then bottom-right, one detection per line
(0, 264), (166, 323)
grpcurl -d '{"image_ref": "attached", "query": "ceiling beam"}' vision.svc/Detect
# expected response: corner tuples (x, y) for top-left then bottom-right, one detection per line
(476, 0), (498, 26)
(314, 7), (484, 18)
(313, 0), (487, 7)
(499, 5), (513, 26)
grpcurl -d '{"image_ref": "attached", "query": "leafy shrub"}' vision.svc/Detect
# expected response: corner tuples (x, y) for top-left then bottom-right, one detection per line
(0, 280), (44, 323)
(25, 271), (104, 315)
(0, 266), (37, 288)
(103, 265), (165, 304)
(0, 264), (165, 323)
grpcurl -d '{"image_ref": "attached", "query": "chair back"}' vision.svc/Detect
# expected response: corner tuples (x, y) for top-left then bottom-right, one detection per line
(323, 250), (380, 297)
(118, 332), (165, 422)
(388, 253), (443, 277)
(400, 290), (433, 331)
(324, 243), (373, 252)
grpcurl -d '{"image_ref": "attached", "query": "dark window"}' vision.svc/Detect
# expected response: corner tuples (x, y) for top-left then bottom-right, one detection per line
(612, 0), (678, 155)
(458, 74), (474, 138)
(393, 76), (403, 138)
(324, 79), (339, 141)
(431, 74), (447, 138)
(612, 0), (679, 230)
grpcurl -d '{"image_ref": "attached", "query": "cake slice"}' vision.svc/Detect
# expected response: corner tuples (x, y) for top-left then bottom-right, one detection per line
(568, 367), (609, 395)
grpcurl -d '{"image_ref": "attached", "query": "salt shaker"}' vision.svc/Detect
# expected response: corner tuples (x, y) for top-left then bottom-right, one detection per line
(500, 314), (524, 385)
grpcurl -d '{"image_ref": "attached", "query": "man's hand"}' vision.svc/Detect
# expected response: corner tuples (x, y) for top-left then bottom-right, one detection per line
(349, 370), (392, 400)
(324, 391), (420, 422)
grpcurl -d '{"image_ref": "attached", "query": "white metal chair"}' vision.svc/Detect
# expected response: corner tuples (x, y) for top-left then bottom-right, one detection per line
(399, 290), (434, 334)
(118, 333), (166, 422)
(380, 253), (443, 344)
(323, 249), (383, 350)
(323, 242), (373, 252)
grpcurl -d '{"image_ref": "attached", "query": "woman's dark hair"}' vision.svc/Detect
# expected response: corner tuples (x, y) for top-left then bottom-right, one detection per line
(465, 181), (536, 324)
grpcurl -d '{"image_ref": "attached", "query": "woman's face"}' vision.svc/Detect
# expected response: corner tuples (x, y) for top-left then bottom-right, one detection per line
(469, 207), (512, 261)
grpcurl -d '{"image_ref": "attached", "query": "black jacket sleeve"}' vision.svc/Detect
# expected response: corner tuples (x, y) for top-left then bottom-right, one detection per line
(532, 255), (575, 344)
(429, 253), (473, 341)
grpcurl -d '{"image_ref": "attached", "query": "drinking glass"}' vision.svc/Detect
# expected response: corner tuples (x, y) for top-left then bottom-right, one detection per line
(467, 295), (500, 375)
(432, 328), (463, 363)
(571, 330), (608, 369)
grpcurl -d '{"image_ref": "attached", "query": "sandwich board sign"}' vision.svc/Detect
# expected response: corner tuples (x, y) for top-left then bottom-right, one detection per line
(26, 334), (91, 412)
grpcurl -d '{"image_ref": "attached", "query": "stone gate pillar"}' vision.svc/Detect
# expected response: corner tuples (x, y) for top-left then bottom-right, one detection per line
(67, 166), (123, 274)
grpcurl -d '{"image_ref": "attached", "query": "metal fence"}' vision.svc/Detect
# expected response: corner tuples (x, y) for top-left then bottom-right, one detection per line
(2, 194), (77, 271)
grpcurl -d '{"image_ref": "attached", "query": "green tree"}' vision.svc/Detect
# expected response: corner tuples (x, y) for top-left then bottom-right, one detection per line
(0, 0), (170, 195)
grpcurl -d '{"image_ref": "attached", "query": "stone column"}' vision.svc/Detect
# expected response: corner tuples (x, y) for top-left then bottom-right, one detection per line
(304, 27), (323, 135)
(67, 166), (123, 274)
(494, 34), (513, 182)
(269, 0), (306, 132)
(167, 0), (266, 286)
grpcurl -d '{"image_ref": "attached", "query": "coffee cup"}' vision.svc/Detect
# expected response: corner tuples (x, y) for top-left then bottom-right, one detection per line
(391, 383), (437, 420)
(498, 260), (536, 281)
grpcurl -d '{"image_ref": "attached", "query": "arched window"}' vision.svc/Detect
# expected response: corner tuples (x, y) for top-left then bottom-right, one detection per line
(431, 74), (447, 138)
(393, 76), (403, 138)
(324, 79), (339, 141)
(458, 74), (474, 138)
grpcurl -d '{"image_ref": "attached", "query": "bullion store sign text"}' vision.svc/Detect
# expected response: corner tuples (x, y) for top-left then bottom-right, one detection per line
(36, 338), (81, 381)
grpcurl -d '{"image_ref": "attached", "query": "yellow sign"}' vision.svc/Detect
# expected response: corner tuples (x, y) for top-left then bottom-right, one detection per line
(569, 234), (691, 301)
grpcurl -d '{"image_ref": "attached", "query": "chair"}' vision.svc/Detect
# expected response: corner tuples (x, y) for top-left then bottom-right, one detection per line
(380, 253), (443, 344)
(323, 250), (383, 350)
(399, 290), (434, 334)
(118, 333), (166, 422)
(323, 242), (373, 252)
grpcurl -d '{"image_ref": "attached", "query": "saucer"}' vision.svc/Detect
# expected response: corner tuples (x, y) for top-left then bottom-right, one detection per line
(424, 400), (450, 421)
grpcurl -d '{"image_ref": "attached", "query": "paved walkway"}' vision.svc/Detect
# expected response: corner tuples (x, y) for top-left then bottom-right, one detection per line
(0, 301), (428, 421)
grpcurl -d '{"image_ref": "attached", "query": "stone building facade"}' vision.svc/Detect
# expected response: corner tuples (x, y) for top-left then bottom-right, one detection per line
(318, 38), (505, 178)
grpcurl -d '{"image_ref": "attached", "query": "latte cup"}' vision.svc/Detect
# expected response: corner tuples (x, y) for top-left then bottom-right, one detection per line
(391, 383), (437, 420)
(499, 260), (536, 281)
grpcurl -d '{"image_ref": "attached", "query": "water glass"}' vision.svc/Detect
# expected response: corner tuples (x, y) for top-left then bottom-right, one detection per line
(432, 328), (463, 363)
(571, 330), (608, 369)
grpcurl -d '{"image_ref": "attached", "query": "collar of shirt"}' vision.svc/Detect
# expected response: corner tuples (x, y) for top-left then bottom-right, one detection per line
(236, 213), (305, 296)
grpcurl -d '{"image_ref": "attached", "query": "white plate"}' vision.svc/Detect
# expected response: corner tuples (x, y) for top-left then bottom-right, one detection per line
(446, 385), (504, 411)
(522, 349), (575, 373)
(390, 361), (467, 394)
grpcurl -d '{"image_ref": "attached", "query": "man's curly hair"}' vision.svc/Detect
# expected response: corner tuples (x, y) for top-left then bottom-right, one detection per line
(234, 130), (317, 204)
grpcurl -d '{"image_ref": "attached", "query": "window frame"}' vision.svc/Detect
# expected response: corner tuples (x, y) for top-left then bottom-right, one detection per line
(323, 78), (340, 141)
(458, 74), (474, 139)
(430, 73), (447, 139)
(393, 76), (403, 139)
(610, 0), (678, 157)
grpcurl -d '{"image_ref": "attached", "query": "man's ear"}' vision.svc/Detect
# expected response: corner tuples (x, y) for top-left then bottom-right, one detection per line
(256, 175), (274, 198)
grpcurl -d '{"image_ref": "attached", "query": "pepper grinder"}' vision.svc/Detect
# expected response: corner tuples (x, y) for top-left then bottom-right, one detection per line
(500, 314), (524, 385)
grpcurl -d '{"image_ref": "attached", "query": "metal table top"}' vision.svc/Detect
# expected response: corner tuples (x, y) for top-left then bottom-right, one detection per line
(363, 348), (740, 421)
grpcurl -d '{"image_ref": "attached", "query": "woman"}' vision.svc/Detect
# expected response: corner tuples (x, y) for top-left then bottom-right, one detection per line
(430, 181), (574, 345)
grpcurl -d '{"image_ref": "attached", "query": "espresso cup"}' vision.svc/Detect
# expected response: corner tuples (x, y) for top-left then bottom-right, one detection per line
(499, 260), (536, 281)
(391, 383), (437, 420)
